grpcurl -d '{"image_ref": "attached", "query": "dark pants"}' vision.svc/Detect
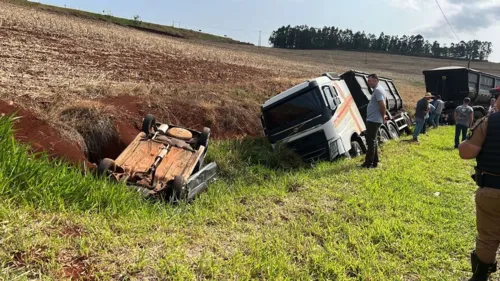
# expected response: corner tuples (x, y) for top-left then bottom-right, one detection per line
(455, 124), (468, 148)
(413, 118), (425, 141)
(433, 114), (441, 128)
(364, 121), (381, 165)
(475, 188), (500, 264)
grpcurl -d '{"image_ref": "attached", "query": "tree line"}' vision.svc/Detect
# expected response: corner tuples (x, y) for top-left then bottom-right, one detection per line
(269, 25), (493, 61)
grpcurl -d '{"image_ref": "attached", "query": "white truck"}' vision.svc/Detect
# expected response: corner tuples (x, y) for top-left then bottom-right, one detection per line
(260, 73), (367, 161)
(260, 71), (411, 162)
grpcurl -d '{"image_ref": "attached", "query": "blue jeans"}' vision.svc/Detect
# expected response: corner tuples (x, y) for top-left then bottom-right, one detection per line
(455, 124), (468, 148)
(433, 114), (441, 128)
(413, 118), (425, 140)
(428, 113), (438, 128)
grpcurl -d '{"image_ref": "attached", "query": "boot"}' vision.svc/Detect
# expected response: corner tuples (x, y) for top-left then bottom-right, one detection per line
(469, 251), (497, 281)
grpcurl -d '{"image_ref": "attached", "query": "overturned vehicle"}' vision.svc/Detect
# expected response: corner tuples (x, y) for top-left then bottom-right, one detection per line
(96, 114), (217, 202)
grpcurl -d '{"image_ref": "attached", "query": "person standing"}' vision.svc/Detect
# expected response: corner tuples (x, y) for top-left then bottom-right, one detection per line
(425, 102), (436, 131)
(434, 95), (445, 128)
(458, 88), (500, 281)
(361, 74), (386, 169)
(454, 97), (474, 149)
(412, 93), (433, 142)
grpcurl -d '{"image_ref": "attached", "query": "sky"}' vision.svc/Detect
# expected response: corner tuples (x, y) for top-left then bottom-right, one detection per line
(39, 0), (500, 62)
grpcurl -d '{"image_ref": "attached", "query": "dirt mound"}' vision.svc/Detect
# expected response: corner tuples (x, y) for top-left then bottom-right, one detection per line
(0, 100), (91, 167)
(99, 95), (262, 139)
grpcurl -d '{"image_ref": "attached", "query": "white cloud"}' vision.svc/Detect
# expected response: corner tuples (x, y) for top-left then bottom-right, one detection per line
(391, 0), (500, 40)
(389, 0), (500, 61)
(387, 0), (422, 10)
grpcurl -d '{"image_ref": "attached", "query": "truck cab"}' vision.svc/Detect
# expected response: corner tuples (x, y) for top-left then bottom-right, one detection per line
(261, 73), (366, 162)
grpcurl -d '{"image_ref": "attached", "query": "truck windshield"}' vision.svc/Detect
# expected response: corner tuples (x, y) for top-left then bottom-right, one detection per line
(263, 89), (324, 131)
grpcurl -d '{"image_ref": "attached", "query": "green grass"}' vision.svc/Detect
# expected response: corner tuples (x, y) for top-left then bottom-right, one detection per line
(6, 0), (251, 45)
(0, 116), (480, 280)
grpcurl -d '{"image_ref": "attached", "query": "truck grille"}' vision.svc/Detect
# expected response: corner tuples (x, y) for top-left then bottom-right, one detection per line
(287, 130), (328, 161)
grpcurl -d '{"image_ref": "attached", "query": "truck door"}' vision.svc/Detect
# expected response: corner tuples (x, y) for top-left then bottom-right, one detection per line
(332, 81), (366, 152)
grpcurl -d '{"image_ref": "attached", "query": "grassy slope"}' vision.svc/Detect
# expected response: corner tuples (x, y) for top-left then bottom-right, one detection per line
(6, 0), (249, 45)
(0, 116), (478, 280)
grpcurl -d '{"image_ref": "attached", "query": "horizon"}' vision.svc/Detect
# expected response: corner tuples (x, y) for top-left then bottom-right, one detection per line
(36, 0), (500, 63)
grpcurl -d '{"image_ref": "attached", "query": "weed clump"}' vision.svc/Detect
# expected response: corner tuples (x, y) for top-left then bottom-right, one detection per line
(56, 101), (118, 163)
(206, 137), (306, 179)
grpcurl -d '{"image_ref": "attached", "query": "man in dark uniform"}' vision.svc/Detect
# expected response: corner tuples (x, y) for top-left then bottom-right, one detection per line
(459, 87), (500, 281)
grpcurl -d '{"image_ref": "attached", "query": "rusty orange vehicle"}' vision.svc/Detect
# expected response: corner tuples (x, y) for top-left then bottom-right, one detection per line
(96, 114), (217, 201)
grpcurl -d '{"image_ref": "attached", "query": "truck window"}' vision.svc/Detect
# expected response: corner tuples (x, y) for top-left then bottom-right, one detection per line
(322, 86), (337, 110)
(496, 79), (500, 87)
(330, 86), (341, 106)
(263, 89), (324, 131)
(323, 86), (333, 99)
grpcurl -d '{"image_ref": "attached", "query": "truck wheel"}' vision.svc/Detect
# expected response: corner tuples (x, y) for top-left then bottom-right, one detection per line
(378, 128), (390, 144)
(142, 114), (156, 136)
(349, 141), (362, 158)
(388, 123), (399, 140)
(97, 158), (116, 177)
(172, 176), (186, 201)
(196, 127), (211, 151)
(403, 115), (412, 135)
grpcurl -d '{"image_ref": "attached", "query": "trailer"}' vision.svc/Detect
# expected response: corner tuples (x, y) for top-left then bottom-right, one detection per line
(96, 114), (217, 202)
(423, 66), (500, 124)
(340, 70), (412, 142)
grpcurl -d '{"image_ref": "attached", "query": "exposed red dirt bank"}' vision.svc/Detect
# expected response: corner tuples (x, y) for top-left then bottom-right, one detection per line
(0, 100), (90, 166)
(99, 95), (262, 139)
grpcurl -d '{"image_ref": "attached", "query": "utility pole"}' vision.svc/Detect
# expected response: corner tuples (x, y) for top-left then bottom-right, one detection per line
(258, 31), (262, 47)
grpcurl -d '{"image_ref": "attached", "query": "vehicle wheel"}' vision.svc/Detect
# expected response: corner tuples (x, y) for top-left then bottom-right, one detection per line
(378, 128), (390, 144)
(142, 114), (156, 136)
(388, 123), (399, 140)
(403, 114), (412, 135)
(172, 176), (186, 201)
(97, 158), (116, 177)
(349, 141), (363, 158)
(196, 127), (211, 151)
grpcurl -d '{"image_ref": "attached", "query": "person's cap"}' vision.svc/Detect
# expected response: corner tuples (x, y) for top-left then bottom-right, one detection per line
(436, 95), (441, 99)
(490, 87), (500, 98)
(424, 93), (434, 98)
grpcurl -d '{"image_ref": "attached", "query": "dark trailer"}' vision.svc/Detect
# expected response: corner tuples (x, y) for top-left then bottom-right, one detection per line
(423, 66), (500, 122)
(340, 70), (412, 140)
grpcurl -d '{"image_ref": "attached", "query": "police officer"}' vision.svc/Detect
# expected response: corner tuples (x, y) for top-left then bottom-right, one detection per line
(459, 87), (500, 281)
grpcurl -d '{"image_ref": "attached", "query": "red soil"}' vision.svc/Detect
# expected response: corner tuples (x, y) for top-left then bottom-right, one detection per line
(0, 99), (91, 167)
